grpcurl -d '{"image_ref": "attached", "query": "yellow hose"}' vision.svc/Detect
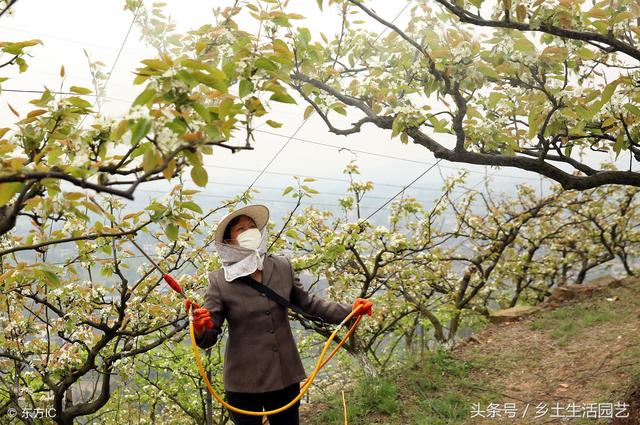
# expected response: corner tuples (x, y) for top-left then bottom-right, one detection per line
(189, 305), (363, 416)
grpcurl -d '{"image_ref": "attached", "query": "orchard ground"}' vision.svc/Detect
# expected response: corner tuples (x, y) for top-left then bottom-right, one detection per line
(301, 276), (640, 425)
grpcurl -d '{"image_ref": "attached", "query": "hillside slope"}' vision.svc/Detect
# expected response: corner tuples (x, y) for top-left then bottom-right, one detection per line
(303, 276), (640, 425)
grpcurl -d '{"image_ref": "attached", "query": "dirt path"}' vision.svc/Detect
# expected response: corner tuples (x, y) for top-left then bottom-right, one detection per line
(454, 277), (640, 425)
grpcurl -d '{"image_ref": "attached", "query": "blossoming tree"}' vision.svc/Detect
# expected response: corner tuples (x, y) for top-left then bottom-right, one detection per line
(215, 0), (640, 189)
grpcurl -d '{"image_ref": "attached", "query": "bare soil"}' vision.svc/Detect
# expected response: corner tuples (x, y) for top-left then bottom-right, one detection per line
(454, 277), (640, 425)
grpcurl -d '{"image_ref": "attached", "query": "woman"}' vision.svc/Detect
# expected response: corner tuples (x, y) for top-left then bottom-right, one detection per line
(188, 204), (373, 425)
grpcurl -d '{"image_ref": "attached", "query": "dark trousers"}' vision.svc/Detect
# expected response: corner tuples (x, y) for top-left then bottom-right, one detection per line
(226, 382), (300, 425)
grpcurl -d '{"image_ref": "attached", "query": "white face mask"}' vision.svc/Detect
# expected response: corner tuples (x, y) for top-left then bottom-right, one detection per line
(236, 228), (262, 250)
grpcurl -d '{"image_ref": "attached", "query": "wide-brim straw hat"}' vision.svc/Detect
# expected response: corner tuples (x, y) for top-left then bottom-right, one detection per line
(214, 204), (270, 244)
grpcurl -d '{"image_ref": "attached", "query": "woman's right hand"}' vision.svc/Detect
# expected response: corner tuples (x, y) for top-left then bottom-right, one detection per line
(185, 300), (214, 338)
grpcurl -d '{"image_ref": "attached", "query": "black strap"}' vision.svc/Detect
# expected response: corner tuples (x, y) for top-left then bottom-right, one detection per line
(236, 275), (326, 324)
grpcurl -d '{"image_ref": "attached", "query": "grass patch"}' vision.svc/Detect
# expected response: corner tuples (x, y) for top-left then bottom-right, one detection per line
(353, 376), (399, 415)
(404, 349), (499, 425)
(416, 391), (468, 424)
(316, 376), (398, 424)
(529, 303), (621, 346)
(311, 348), (497, 425)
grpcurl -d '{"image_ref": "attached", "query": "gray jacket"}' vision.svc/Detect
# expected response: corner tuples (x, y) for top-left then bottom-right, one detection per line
(195, 254), (352, 393)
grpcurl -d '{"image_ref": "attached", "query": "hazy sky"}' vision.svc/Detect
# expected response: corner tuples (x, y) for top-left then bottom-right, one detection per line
(1, 1), (629, 224)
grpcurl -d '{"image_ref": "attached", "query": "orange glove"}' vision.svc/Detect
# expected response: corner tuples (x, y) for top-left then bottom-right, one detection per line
(352, 298), (373, 316)
(185, 300), (214, 337)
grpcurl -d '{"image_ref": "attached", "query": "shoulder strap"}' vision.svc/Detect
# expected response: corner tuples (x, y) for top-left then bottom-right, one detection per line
(236, 275), (326, 324)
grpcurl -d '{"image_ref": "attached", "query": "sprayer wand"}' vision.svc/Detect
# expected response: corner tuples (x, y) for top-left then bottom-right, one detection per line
(87, 196), (186, 299)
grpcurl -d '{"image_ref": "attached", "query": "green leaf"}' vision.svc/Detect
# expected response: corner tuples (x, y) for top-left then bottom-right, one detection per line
(192, 69), (229, 92)
(576, 47), (595, 60)
(184, 150), (201, 167)
(133, 88), (156, 106)
(192, 103), (211, 123)
(272, 39), (292, 62)
(623, 103), (640, 116)
(239, 79), (253, 98)
(613, 133), (626, 159)
(130, 119), (152, 145)
(303, 105), (314, 120)
(298, 28), (312, 45)
(66, 96), (93, 109)
(592, 77), (628, 114)
(165, 223), (179, 241)
(513, 37), (536, 54)
(428, 115), (448, 133)
(613, 11), (634, 24)
(528, 106), (546, 138)
(302, 185), (319, 194)
(600, 82), (617, 106)
(218, 98), (233, 118)
(110, 120), (129, 141)
(282, 186), (294, 196)
(166, 118), (188, 134)
(600, 79), (624, 106)
(564, 145), (573, 157)
(592, 20), (610, 35)
(142, 144), (157, 173)
(331, 103), (347, 115)
(69, 86), (92, 95)
(43, 271), (60, 286)
(270, 92), (297, 104)
(255, 57), (278, 72)
(265, 119), (282, 128)
(181, 201), (203, 214)
(191, 165), (208, 187)
(141, 59), (170, 71)
(2, 39), (41, 55)
(0, 182), (24, 207)
(391, 115), (404, 138)
(179, 58), (207, 70)
(476, 63), (499, 79)
(575, 104), (594, 121)
(100, 266), (113, 278)
(175, 70), (197, 88)
(488, 92), (505, 109)
(15, 57), (27, 73)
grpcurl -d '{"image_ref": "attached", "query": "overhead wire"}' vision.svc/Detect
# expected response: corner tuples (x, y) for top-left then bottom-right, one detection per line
(231, 0), (415, 205)
(197, 164), (465, 191)
(95, 3), (142, 114)
(361, 159), (444, 223)
(253, 128), (541, 181)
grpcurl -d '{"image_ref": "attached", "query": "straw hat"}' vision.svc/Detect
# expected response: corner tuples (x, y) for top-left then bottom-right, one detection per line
(214, 204), (270, 244)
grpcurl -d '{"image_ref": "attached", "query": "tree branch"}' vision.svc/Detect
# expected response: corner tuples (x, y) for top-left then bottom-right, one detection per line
(433, 0), (640, 61)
